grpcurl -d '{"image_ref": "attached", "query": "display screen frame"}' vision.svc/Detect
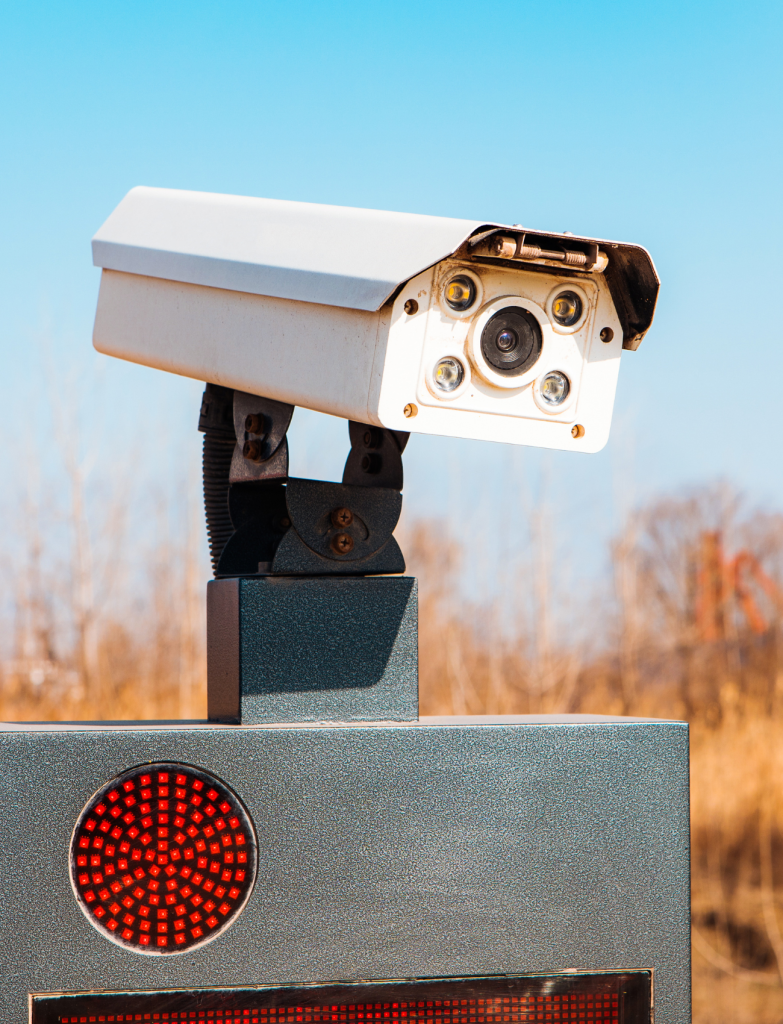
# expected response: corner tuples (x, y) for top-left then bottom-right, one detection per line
(31, 971), (652, 1024)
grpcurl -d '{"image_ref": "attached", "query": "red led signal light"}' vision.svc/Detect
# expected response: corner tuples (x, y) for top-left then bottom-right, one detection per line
(69, 763), (257, 955)
(32, 974), (652, 1024)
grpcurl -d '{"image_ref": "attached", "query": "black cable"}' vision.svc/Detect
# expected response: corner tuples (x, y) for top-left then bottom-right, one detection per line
(198, 384), (236, 575)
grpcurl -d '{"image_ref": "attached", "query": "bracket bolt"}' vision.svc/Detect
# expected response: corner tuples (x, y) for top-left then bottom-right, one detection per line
(362, 427), (384, 449)
(331, 507), (353, 528)
(245, 412), (266, 435)
(243, 438), (264, 462)
(331, 532), (354, 555)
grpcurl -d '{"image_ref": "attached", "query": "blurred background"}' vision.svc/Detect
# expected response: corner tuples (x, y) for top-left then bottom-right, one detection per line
(1, 2), (782, 1020)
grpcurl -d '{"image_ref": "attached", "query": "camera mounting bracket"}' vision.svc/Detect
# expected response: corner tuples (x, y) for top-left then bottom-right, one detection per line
(198, 384), (409, 578)
(198, 384), (417, 724)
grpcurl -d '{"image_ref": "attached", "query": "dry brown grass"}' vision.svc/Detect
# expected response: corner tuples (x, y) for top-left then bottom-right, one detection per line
(5, 479), (783, 1022)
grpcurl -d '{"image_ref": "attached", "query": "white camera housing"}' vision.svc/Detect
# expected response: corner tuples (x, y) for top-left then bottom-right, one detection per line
(92, 188), (658, 453)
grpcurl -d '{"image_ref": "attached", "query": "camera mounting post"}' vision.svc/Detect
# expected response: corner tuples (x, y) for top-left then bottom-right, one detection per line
(199, 383), (417, 724)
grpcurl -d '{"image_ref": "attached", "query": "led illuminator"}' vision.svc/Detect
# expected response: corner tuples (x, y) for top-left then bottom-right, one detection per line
(70, 764), (257, 954)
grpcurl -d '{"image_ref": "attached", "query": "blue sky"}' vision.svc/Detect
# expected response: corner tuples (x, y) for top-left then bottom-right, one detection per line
(1, 0), (781, 591)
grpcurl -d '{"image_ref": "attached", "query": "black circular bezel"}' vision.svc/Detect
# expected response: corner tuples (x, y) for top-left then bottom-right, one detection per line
(480, 307), (543, 376)
(69, 762), (257, 956)
(444, 274), (477, 312)
(551, 290), (583, 327)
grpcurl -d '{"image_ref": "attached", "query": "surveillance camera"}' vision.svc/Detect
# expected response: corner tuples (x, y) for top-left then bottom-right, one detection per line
(92, 187), (658, 453)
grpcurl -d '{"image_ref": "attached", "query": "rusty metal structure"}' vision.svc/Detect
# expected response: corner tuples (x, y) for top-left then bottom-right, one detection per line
(696, 531), (783, 641)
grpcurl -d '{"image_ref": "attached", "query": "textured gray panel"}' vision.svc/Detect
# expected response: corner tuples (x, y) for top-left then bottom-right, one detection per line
(0, 717), (690, 1024)
(210, 576), (419, 723)
(207, 578), (241, 721)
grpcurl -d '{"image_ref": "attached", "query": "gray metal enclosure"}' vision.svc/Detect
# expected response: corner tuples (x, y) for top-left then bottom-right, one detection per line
(0, 716), (690, 1023)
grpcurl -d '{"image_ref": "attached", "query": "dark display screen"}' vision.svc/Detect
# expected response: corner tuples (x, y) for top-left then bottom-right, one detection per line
(31, 972), (651, 1024)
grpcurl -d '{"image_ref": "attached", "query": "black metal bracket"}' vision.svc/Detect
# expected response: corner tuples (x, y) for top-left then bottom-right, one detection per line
(198, 385), (409, 577)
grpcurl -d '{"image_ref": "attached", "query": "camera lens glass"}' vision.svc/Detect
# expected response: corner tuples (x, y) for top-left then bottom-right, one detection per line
(433, 357), (465, 392)
(496, 329), (517, 351)
(540, 371), (570, 406)
(552, 290), (583, 327)
(480, 307), (542, 376)
(444, 275), (476, 311)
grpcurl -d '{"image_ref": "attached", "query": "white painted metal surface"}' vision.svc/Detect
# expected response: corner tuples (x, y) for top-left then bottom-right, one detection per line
(94, 270), (387, 424)
(94, 257), (622, 452)
(92, 187), (481, 312)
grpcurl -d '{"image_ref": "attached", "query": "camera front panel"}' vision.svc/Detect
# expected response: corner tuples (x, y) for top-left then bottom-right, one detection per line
(378, 261), (623, 453)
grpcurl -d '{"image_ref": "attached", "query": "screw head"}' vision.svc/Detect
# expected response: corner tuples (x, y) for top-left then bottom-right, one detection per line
(360, 453), (382, 474)
(599, 327), (614, 344)
(331, 532), (354, 555)
(571, 424), (585, 439)
(330, 507), (353, 528)
(362, 427), (383, 449)
(403, 403), (418, 418)
(243, 438), (264, 462)
(404, 299), (419, 315)
(245, 412), (266, 435)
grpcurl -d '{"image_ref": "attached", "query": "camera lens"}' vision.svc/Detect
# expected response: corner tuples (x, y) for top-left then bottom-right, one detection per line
(552, 290), (582, 327)
(539, 371), (570, 406)
(433, 357), (465, 392)
(444, 275), (476, 311)
(480, 307), (542, 376)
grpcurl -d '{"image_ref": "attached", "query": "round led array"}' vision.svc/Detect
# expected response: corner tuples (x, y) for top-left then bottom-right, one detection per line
(70, 763), (257, 955)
